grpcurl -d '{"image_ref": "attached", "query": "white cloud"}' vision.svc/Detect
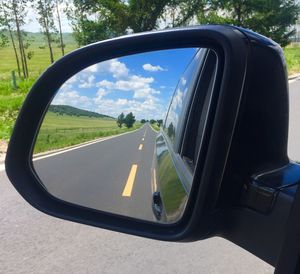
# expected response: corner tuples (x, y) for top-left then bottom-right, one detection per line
(93, 96), (166, 120)
(97, 80), (114, 89)
(143, 63), (167, 72)
(93, 88), (109, 103)
(79, 75), (95, 88)
(96, 75), (158, 99)
(85, 59), (129, 79)
(116, 98), (129, 105)
(109, 59), (129, 78)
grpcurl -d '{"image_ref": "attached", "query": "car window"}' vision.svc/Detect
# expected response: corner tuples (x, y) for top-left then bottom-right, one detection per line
(163, 49), (206, 149)
(181, 50), (218, 170)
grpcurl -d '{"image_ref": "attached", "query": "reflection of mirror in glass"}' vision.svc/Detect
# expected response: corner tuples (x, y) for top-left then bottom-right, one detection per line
(33, 48), (218, 224)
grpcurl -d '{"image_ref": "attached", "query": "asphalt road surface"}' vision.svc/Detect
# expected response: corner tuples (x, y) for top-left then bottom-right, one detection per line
(33, 124), (157, 221)
(4, 78), (300, 273)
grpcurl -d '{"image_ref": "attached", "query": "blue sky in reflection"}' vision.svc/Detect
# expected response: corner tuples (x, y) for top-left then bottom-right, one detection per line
(52, 48), (197, 120)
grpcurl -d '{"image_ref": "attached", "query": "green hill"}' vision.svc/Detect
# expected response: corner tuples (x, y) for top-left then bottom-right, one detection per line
(48, 105), (114, 119)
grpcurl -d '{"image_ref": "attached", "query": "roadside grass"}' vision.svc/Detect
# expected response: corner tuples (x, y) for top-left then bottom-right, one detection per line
(284, 45), (300, 75)
(34, 112), (142, 153)
(149, 123), (161, 132)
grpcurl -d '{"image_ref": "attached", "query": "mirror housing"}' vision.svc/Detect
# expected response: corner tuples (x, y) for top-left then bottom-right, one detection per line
(6, 25), (289, 264)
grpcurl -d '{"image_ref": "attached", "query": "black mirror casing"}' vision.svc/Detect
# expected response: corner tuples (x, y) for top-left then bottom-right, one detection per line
(6, 25), (291, 266)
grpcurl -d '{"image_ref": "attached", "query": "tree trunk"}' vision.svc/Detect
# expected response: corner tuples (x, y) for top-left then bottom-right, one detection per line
(56, 0), (64, 56)
(20, 35), (29, 77)
(235, 2), (242, 25)
(12, 4), (27, 78)
(43, 6), (54, 63)
(8, 27), (21, 78)
(3, 8), (21, 77)
(46, 29), (54, 63)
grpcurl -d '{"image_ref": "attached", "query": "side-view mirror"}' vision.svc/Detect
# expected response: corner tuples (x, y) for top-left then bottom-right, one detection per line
(6, 25), (298, 269)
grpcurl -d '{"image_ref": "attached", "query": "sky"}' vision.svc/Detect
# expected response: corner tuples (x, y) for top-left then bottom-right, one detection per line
(24, 5), (72, 33)
(52, 48), (198, 120)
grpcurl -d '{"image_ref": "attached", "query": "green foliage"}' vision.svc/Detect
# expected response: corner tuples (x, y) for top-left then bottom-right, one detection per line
(0, 31), (9, 48)
(124, 112), (136, 128)
(128, 0), (168, 32)
(140, 119), (146, 123)
(0, 94), (25, 139)
(66, 0), (205, 45)
(27, 50), (34, 60)
(0, 77), (36, 140)
(116, 112), (125, 128)
(198, 0), (300, 47)
(284, 45), (300, 75)
(66, 0), (299, 47)
(157, 119), (163, 127)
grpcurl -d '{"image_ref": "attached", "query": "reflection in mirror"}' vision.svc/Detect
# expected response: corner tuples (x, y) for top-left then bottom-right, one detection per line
(33, 48), (218, 224)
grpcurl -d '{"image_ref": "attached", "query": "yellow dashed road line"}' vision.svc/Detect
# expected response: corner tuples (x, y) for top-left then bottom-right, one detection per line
(152, 168), (157, 192)
(122, 164), (138, 197)
(139, 144), (143, 150)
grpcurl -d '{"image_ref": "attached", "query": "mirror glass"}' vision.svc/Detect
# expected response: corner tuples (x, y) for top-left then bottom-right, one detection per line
(33, 48), (218, 223)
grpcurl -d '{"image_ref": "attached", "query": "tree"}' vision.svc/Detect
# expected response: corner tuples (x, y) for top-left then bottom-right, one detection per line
(2, 0), (29, 78)
(34, 0), (57, 63)
(198, 0), (300, 47)
(161, 0), (210, 28)
(140, 119), (146, 123)
(167, 122), (175, 139)
(116, 112), (125, 128)
(55, 0), (65, 56)
(150, 119), (156, 124)
(124, 112), (136, 128)
(67, 0), (208, 45)
(157, 119), (163, 127)
(0, 3), (21, 77)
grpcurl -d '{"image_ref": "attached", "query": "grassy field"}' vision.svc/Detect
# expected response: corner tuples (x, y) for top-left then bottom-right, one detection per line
(34, 112), (142, 153)
(0, 32), (78, 142)
(0, 32), (77, 79)
(284, 45), (300, 75)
